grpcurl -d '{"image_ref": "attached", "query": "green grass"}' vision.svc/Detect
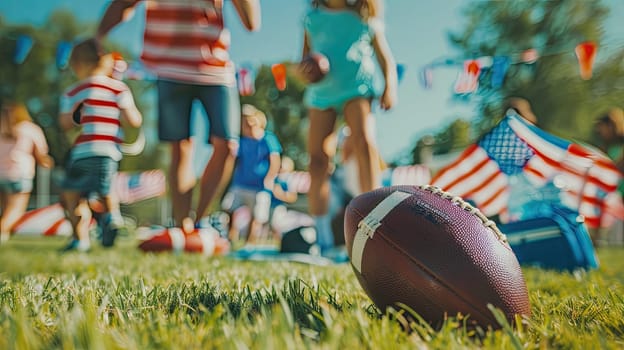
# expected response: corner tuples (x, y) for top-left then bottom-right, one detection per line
(1, 236), (623, 349)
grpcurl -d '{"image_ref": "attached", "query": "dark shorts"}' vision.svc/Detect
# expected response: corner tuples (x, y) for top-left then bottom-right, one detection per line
(157, 80), (241, 143)
(0, 178), (33, 194)
(62, 157), (118, 196)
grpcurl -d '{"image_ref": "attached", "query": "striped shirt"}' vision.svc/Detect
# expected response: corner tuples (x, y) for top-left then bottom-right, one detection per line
(60, 75), (136, 162)
(141, 0), (236, 86)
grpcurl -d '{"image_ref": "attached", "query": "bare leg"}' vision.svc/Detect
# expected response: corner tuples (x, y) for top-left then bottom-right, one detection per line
(74, 199), (92, 243)
(307, 108), (338, 216)
(61, 191), (91, 248)
(0, 192), (30, 243)
(344, 98), (381, 193)
(169, 139), (196, 225)
(195, 137), (237, 221)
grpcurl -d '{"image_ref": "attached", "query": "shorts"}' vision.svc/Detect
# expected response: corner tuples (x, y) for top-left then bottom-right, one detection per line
(157, 80), (241, 142)
(62, 156), (118, 196)
(221, 187), (271, 224)
(0, 178), (33, 194)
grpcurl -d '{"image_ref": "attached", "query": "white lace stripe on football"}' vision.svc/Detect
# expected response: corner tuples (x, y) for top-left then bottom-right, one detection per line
(169, 228), (186, 253)
(352, 190), (412, 273)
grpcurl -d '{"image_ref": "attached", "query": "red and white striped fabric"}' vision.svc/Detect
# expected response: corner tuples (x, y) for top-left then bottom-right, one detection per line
(237, 66), (255, 96)
(431, 113), (622, 228)
(142, 0), (235, 86)
(11, 203), (72, 236)
(60, 75), (137, 161)
(113, 169), (167, 204)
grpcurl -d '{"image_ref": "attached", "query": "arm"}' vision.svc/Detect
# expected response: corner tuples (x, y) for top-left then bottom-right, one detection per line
(272, 182), (298, 204)
(118, 88), (143, 128)
(231, 0), (261, 32)
(297, 32), (314, 80)
(120, 106), (143, 129)
(301, 31), (311, 60)
(32, 126), (54, 169)
(371, 23), (398, 111)
(264, 153), (281, 190)
(96, 0), (141, 40)
(59, 112), (77, 131)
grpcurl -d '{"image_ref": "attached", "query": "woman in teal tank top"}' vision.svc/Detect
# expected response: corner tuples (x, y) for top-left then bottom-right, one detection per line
(299, 0), (398, 253)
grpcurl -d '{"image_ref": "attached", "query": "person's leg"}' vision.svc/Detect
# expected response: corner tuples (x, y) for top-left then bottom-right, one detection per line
(247, 190), (270, 243)
(169, 139), (196, 225)
(307, 108), (338, 252)
(307, 108), (338, 216)
(96, 158), (124, 247)
(0, 192), (30, 243)
(61, 191), (91, 251)
(74, 198), (92, 244)
(343, 98), (380, 193)
(195, 85), (240, 221)
(0, 191), (8, 243)
(157, 80), (195, 226)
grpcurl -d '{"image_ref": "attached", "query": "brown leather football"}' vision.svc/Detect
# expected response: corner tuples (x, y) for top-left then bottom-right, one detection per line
(298, 53), (330, 83)
(344, 185), (531, 328)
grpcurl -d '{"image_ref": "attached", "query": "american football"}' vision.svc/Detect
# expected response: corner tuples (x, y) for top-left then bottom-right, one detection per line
(298, 52), (330, 83)
(344, 185), (531, 328)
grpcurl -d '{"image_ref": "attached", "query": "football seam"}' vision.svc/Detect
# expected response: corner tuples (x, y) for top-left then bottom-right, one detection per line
(350, 206), (497, 325)
(420, 185), (512, 251)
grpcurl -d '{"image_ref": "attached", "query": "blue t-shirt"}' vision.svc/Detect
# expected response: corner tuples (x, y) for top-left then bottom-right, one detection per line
(231, 131), (282, 191)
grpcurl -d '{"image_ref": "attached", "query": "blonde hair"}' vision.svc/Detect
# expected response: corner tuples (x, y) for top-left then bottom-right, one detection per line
(314, 0), (381, 20)
(0, 102), (32, 139)
(242, 104), (267, 129)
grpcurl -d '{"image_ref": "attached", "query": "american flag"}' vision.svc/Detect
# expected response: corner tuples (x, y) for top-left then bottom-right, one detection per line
(114, 169), (166, 205)
(431, 113), (622, 228)
(236, 66), (255, 96)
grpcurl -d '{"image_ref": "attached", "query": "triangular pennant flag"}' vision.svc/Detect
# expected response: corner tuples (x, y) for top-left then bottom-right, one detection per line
(491, 56), (511, 88)
(575, 41), (597, 80)
(56, 41), (73, 70)
(14, 34), (34, 64)
(237, 64), (256, 96)
(271, 63), (287, 91)
(454, 60), (480, 94)
(520, 48), (539, 64)
(111, 52), (128, 80)
(396, 63), (406, 84)
(419, 66), (433, 89)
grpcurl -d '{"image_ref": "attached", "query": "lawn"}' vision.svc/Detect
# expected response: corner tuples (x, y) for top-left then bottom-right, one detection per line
(1, 236), (623, 349)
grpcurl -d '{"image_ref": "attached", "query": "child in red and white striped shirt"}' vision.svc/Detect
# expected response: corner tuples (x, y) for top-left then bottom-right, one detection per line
(58, 38), (142, 252)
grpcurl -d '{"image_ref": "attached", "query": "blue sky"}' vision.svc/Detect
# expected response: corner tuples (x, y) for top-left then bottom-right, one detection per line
(1, 0), (624, 162)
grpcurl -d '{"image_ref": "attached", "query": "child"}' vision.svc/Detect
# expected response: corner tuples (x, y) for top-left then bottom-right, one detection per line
(0, 102), (54, 244)
(299, 0), (397, 253)
(221, 104), (282, 243)
(58, 38), (142, 251)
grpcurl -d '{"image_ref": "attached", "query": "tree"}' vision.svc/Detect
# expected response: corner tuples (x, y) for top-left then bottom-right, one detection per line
(0, 11), (162, 171)
(410, 119), (472, 164)
(449, 0), (624, 142)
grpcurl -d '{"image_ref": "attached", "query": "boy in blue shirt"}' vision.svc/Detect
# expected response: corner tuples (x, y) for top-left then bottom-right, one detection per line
(222, 104), (282, 243)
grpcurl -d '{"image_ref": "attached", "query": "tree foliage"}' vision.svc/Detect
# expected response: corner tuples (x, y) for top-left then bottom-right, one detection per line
(410, 119), (472, 164)
(0, 11), (162, 171)
(448, 0), (624, 142)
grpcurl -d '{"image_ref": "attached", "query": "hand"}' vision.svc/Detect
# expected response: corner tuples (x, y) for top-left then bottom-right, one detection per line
(39, 155), (55, 169)
(379, 87), (396, 111)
